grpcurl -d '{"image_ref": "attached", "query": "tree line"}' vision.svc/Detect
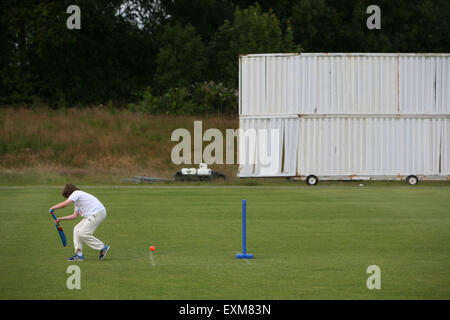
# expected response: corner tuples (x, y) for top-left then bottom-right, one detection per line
(1, 0), (449, 114)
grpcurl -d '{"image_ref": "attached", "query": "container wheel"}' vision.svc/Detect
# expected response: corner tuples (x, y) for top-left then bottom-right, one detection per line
(306, 175), (318, 185)
(406, 175), (419, 185)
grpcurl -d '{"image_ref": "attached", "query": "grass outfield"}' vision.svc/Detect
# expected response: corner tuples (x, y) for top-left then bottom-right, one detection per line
(0, 186), (449, 299)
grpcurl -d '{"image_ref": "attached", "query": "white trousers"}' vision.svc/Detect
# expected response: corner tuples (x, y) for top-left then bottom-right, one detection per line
(73, 210), (106, 253)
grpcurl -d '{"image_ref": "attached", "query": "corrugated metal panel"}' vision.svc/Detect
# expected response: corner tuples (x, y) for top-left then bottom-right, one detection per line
(443, 119), (450, 175)
(296, 117), (447, 176)
(399, 56), (450, 114)
(238, 118), (286, 177)
(238, 53), (450, 178)
(399, 56), (433, 113)
(238, 117), (450, 177)
(315, 55), (398, 114)
(239, 53), (450, 115)
(436, 56), (450, 114)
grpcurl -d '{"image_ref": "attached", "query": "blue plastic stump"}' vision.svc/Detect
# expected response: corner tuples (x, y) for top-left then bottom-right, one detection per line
(236, 199), (254, 259)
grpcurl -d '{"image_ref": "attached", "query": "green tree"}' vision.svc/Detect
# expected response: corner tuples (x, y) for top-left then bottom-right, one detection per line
(155, 23), (208, 92)
(210, 3), (297, 87)
(0, 0), (42, 103)
(291, 0), (340, 51)
(0, 0), (157, 106)
(160, 0), (235, 41)
(290, 0), (450, 52)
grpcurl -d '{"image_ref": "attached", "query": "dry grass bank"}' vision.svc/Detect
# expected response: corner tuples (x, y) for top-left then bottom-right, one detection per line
(0, 107), (239, 184)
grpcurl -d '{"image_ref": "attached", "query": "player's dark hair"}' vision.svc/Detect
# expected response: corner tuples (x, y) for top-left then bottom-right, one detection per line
(62, 184), (79, 198)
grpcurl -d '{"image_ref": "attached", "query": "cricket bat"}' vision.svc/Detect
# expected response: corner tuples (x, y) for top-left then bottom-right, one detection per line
(50, 209), (67, 247)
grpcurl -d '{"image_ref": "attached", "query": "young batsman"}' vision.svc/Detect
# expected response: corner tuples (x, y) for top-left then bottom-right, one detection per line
(49, 184), (110, 261)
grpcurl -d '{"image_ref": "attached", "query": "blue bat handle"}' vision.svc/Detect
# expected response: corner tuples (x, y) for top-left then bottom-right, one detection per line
(49, 209), (58, 223)
(49, 209), (67, 246)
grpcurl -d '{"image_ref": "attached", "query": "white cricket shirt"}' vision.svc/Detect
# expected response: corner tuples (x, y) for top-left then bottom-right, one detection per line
(68, 190), (106, 218)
